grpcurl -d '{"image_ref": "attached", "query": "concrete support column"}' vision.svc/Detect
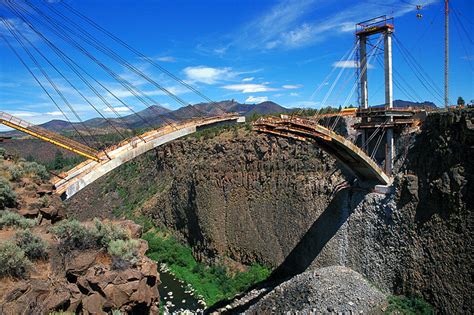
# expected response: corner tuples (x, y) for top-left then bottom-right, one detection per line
(384, 31), (394, 175)
(384, 31), (393, 109)
(360, 36), (369, 109)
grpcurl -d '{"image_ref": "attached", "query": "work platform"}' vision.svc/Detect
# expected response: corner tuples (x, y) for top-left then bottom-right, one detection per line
(354, 107), (425, 129)
(0, 111), (100, 161)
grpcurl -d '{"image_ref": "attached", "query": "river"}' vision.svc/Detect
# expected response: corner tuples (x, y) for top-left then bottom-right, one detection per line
(158, 270), (205, 313)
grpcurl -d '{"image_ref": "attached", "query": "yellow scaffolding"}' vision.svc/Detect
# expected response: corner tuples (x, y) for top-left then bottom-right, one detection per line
(0, 111), (100, 162)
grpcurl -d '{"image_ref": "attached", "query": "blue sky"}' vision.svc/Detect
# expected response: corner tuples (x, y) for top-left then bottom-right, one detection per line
(0, 0), (472, 126)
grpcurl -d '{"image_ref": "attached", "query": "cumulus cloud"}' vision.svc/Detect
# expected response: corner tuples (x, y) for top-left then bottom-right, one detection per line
(222, 83), (278, 93)
(245, 96), (269, 103)
(183, 66), (237, 84)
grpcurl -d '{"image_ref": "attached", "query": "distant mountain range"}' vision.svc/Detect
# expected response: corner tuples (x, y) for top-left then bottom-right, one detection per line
(1, 99), (435, 137)
(373, 99), (437, 109)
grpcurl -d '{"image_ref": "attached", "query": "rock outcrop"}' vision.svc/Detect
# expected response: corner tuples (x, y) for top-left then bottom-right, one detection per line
(0, 254), (160, 314)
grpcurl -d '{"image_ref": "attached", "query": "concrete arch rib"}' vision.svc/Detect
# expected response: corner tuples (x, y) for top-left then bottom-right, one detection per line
(253, 117), (391, 186)
(54, 115), (245, 200)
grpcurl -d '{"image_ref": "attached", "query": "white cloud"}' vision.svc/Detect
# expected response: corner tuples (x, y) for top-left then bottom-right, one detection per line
(282, 84), (303, 89)
(156, 56), (176, 62)
(245, 96), (269, 103)
(104, 106), (132, 113)
(46, 111), (63, 116)
(242, 77), (254, 82)
(332, 60), (374, 69)
(222, 0), (437, 51)
(183, 66), (237, 84)
(222, 83), (278, 93)
(290, 92), (299, 97)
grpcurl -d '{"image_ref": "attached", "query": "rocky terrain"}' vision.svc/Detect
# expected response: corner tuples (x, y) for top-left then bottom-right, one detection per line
(219, 266), (387, 314)
(0, 155), (161, 314)
(66, 109), (473, 313)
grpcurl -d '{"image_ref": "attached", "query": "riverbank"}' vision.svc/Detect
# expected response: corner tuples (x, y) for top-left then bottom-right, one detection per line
(143, 228), (270, 306)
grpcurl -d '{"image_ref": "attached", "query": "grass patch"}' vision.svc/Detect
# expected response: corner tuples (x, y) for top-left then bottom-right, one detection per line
(385, 295), (434, 315)
(143, 228), (271, 305)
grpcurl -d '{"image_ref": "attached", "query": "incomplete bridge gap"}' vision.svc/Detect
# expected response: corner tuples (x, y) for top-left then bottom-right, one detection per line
(0, 9), (428, 200)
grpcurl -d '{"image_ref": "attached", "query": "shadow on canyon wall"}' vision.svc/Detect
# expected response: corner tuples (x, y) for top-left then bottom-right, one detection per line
(207, 187), (366, 313)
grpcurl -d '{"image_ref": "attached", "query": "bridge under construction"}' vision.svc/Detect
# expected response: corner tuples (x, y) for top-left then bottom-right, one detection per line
(0, 1), (446, 200)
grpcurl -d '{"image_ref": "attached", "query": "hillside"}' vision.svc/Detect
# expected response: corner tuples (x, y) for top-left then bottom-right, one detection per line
(0, 101), (287, 138)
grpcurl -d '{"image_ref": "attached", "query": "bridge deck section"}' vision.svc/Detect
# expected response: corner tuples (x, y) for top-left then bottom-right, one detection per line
(54, 114), (245, 199)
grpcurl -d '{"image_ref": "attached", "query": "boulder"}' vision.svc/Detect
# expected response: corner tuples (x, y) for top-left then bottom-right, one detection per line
(121, 220), (143, 238)
(82, 292), (107, 314)
(65, 250), (100, 276)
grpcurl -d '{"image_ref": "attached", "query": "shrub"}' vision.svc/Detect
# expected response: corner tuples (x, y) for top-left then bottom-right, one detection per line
(50, 219), (131, 252)
(0, 241), (31, 277)
(40, 195), (50, 208)
(0, 177), (16, 209)
(0, 210), (37, 229)
(90, 218), (129, 247)
(9, 165), (24, 182)
(50, 219), (96, 250)
(14, 229), (48, 260)
(0, 148), (5, 158)
(386, 295), (434, 315)
(22, 162), (50, 180)
(108, 239), (140, 269)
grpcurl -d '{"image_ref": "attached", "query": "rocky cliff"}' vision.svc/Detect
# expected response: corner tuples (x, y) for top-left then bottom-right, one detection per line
(67, 110), (473, 313)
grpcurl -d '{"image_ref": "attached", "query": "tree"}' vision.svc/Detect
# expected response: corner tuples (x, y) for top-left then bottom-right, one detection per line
(457, 97), (465, 106)
(53, 150), (65, 170)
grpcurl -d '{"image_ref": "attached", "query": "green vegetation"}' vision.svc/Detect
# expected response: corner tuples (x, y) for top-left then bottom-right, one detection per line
(50, 218), (129, 251)
(190, 124), (242, 141)
(44, 150), (84, 172)
(143, 229), (271, 305)
(102, 157), (159, 232)
(0, 241), (31, 277)
(50, 218), (136, 269)
(5, 161), (49, 182)
(0, 177), (16, 209)
(385, 295), (434, 315)
(0, 210), (37, 229)
(108, 239), (140, 269)
(50, 219), (96, 250)
(14, 229), (49, 260)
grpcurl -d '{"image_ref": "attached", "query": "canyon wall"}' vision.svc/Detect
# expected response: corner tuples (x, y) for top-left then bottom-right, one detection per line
(67, 110), (473, 313)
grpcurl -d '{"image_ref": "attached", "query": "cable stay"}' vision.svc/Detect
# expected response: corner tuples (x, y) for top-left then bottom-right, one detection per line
(21, 0), (209, 118)
(5, 1), (186, 129)
(2, 13), (128, 145)
(0, 17), (100, 149)
(54, 0), (228, 110)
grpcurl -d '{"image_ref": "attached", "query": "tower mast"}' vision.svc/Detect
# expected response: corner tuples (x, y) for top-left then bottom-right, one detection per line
(444, 0), (449, 108)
